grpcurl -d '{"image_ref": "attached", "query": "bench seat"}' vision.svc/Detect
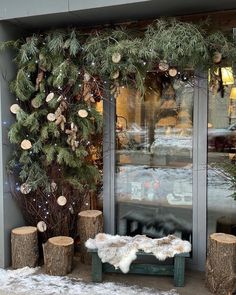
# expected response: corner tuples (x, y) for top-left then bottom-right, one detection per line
(87, 248), (190, 287)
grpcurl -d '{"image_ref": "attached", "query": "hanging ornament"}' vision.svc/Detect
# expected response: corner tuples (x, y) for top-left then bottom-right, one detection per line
(112, 52), (122, 63)
(78, 109), (88, 118)
(47, 113), (56, 122)
(50, 181), (57, 192)
(57, 195), (67, 206)
(168, 67), (178, 77)
(69, 205), (74, 214)
(35, 70), (44, 91)
(37, 221), (47, 232)
(158, 60), (169, 72)
(31, 98), (42, 109)
(213, 51), (222, 64)
(10, 104), (21, 114)
(84, 72), (91, 82)
(21, 139), (32, 150)
(112, 70), (120, 79)
(20, 183), (31, 194)
(46, 92), (54, 102)
(66, 122), (78, 151)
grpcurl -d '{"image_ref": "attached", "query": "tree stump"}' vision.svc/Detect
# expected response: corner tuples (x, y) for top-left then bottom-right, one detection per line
(11, 226), (39, 269)
(43, 236), (74, 275)
(206, 233), (236, 294)
(78, 210), (103, 264)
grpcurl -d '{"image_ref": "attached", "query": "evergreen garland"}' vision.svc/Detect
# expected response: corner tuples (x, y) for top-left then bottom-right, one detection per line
(1, 18), (236, 238)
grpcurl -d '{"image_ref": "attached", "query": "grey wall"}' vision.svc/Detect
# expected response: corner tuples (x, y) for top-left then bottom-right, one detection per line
(0, 22), (26, 268)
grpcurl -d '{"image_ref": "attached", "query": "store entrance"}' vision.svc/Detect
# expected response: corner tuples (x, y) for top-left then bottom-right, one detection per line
(115, 74), (194, 244)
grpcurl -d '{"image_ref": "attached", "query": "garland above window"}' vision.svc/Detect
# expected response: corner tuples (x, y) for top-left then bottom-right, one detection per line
(1, 18), (236, 238)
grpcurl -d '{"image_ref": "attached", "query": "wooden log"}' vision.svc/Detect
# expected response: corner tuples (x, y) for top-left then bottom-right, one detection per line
(78, 210), (103, 264)
(206, 233), (236, 295)
(43, 236), (74, 275)
(11, 226), (39, 269)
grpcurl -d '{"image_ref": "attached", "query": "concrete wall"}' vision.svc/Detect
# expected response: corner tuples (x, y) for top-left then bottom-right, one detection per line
(0, 22), (26, 268)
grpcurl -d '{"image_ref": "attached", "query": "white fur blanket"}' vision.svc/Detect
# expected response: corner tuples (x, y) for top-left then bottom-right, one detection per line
(85, 234), (191, 273)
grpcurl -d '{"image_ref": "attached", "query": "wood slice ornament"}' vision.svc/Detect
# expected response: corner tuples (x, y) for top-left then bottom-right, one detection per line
(159, 60), (169, 71)
(84, 72), (91, 82)
(46, 92), (54, 102)
(11, 226), (39, 269)
(47, 113), (56, 122)
(112, 70), (120, 79)
(168, 67), (178, 77)
(31, 98), (42, 108)
(10, 104), (21, 114)
(21, 139), (32, 150)
(112, 52), (122, 63)
(37, 221), (47, 233)
(57, 195), (67, 206)
(20, 183), (31, 194)
(78, 109), (88, 118)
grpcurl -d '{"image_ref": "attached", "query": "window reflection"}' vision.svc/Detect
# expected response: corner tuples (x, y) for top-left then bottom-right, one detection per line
(115, 74), (194, 242)
(208, 86), (236, 236)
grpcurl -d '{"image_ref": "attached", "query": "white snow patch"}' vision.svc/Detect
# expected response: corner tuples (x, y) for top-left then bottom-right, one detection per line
(86, 234), (191, 273)
(0, 267), (179, 295)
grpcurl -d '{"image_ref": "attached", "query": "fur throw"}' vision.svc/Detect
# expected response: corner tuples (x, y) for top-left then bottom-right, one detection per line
(85, 234), (191, 273)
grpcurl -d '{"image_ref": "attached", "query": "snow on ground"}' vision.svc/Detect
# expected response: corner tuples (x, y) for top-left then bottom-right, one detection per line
(0, 267), (179, 295)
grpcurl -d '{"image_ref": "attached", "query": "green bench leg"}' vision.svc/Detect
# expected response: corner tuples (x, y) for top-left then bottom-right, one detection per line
(174, 255), (185, 287)
(91, 251), (103, 282)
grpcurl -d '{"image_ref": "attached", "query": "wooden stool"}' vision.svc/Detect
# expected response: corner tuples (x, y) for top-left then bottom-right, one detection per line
(206, 233), (236, 294)
(11, 226), (39, 269)
(43, 236), (74, 275)
(78, 210), (103, 264)
(88, 249), (190, 287)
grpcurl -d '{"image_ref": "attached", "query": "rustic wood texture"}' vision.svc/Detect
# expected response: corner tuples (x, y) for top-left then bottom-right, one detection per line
(78, 210), (103, 264)
(43, 236), (74, 276)
(11, 226), (39, 269)
(206, 233), (236, 294)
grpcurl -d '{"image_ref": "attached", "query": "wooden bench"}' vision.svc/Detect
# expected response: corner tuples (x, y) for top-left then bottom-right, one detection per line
(88, 248), (190, 287)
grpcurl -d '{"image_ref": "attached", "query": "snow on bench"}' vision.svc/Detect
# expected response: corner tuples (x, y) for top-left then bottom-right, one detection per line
(86, 233), (191, 287)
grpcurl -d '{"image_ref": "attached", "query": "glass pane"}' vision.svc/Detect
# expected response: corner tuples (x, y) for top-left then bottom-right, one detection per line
(115, 75), (194, 243)
(208, 83), (236, 237)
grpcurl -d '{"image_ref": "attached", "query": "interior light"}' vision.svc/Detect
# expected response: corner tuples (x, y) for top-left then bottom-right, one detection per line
(221, 67), (234, 85)
(230, 86), (236, 99)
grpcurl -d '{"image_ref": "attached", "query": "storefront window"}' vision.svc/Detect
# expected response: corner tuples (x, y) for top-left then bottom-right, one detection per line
(208, 83), (236, 236)
(115, 73), (194, 243)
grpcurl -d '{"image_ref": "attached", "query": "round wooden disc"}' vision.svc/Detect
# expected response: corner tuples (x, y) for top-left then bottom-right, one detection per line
(168, 67), (178, 77)
(47, 113), (56, 122)
(12, 226), (37, 235)
(46, 92), (54, 102)
(84, 72), (91, 82)
(78, 109), (88, 118)
(20, 183), (31, 194)
(112, 70), (120, 79)
(112, 52), (121, 63)
(21, 139), (32, 150)
(79, 210), (102, 218)
(48, 236), (74, 246)
(31, 98), (41, 108)
(10, 104), (21, 114)
(159, 60), (169, 71)
(51, 181), (57, 192)
(37, 221), (47, 232)
(57, 195), (67, 206)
